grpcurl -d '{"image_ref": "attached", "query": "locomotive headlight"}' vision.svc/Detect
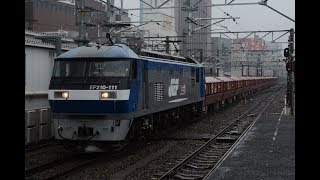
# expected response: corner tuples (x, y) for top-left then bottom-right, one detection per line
(100, 92), (109, 99)
(54, 91), (69, 99)
(99, 91), (117, 99)
(62, 91), (69, 99)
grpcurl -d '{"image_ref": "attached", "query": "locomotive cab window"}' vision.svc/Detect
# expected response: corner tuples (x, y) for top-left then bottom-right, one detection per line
(52, 59), (136, 79)
(89, 60), (131, 77)
(53, 60), (86, 77)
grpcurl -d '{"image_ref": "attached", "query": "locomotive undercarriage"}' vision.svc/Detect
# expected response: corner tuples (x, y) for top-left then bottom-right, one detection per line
(125, 102), (204, 142)
(55, 102), (205, 152)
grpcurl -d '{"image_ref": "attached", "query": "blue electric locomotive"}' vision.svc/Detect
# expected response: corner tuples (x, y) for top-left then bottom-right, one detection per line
(48, 44), (205, 148)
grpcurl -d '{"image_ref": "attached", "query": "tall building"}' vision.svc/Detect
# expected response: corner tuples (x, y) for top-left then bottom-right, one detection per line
(138, 0), (178, 54)
(174, 0), (212, 61)
(24, 0), (129, 42)
(139, 12), (179, 54)
(140, 0), (174, 23)
(25, 0), (77, 33)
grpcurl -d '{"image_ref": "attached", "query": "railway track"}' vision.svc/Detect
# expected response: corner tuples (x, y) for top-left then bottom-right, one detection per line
(25, 152), (104, 180)
(25, 132), (171, 180)
(25, 143), (65, 160)
(157, 86), (283, 180)
(25, 85), (283, 180)
(25, 141), (56, 152)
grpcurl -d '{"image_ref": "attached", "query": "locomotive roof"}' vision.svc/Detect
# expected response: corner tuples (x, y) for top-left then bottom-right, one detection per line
(56, 44), (139, 59)
(142, 57), (203, 67)
(55, 44), (202, 67)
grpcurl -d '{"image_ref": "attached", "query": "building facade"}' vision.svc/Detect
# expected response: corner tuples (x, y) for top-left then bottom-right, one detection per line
(137, 0), (178, 54)
(174, 0), (212, 61)
(25, 29), (78, 145)
(140, 0), (174, 23)
(139, 12), (179, 54)
(25, 0), (129, 42)
(25, 30), (77, 110)
(230, 35), (267, 76)
(264, 41), (286, 77)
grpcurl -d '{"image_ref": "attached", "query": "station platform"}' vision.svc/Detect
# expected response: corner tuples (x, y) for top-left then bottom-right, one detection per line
(205, 108), (295, 179)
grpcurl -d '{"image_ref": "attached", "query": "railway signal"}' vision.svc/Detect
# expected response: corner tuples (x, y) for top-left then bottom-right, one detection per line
(286, 61), (292, 72)
(284, 48), (289, 57)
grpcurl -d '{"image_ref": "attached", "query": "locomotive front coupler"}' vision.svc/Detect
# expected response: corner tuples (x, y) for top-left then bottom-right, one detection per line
(78, 124), (94, 137)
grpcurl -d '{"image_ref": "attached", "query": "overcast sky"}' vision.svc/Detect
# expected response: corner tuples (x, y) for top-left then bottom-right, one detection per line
(113, 0), (295, 44)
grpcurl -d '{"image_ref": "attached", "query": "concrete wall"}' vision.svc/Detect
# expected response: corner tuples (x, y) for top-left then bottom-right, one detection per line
(25, 46), (55, 109)
(25, 42), (71, 146)
(25, 45), (56, 145)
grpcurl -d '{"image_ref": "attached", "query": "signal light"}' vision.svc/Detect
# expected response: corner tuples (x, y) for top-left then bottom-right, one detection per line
(286, 64), (291, 72)
(284, 48), (289, 57)
(286, 62), (294, 72)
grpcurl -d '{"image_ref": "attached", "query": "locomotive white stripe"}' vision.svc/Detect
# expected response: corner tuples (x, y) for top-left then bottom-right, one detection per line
(48, 89), (130, 100)
(169, 98), (188, 103)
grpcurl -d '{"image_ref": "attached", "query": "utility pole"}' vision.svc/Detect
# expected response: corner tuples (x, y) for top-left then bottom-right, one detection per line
(199, 50), (203, 63)
(74, 0), (89, 46)
(182, 29), (188, 57)
(163, 36), (181, 54)
(165, 36), (170, 54)
(286, 28), (294, 115)
(101, 0), (130, 45)
(181, 0), (198, 36)
(284, 28), (294, 115)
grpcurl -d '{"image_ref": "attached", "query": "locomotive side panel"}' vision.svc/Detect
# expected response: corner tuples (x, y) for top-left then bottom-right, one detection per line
(134, 59), (204, 117)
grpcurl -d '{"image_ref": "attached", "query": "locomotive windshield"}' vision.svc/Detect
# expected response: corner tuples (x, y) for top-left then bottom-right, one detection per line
(53, 61), (86, 77)
(52, 59), (133, 78)
(88, 61), (130, 77)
